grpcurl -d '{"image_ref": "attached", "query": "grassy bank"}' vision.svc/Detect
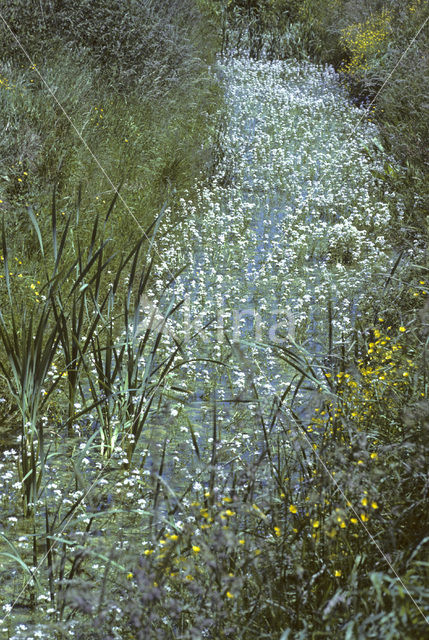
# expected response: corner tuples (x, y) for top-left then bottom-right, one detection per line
(0, 0), (220, 284)
(0, 0), (221, 416)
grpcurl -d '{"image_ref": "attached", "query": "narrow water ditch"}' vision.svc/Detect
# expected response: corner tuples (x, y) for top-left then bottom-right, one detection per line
(0, 53), (409, 637)
(146, 54), (402, 456)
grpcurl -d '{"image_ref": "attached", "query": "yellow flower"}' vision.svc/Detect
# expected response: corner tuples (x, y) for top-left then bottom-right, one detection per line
(127, 572), (133, 580)
(335, 570), (342, 577)
(239, 539), (245, 545)
(371, 501), (378, 510)
(289, 505), (297, 514)
(399, 326), (406, 332)
(274, 526), (281, 536)
(361, 498), (368, 507)
(312, 520), (320, 529)
(360, 513), (369, 522)
(226, 591), (234, 599)
(192, 545), (201, 553)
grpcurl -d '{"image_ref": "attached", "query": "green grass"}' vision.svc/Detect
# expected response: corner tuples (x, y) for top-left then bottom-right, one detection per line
(0, 0), (222, 412)
(0, 0), (221, 280)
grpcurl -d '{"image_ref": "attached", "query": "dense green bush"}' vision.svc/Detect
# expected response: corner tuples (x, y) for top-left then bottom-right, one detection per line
(0, 0), (220, 257)
(0, 0), (215, 90)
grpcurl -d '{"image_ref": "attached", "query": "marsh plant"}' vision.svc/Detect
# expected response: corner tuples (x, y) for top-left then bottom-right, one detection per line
(1, 48), (428, 638)
(0, 0), (221, 281)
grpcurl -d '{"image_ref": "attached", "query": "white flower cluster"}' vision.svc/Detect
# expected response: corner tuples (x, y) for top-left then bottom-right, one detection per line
(146, 56), (402, 416)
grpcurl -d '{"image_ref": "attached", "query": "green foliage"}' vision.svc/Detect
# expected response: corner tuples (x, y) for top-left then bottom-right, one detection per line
(0, 0), (221, 275)
(50, 303), (428, 640)
(0, 0), (215, 90)
(0, 198), (175, 510)
(197, 0), (304, 58)
(0, 0), (221, 418)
